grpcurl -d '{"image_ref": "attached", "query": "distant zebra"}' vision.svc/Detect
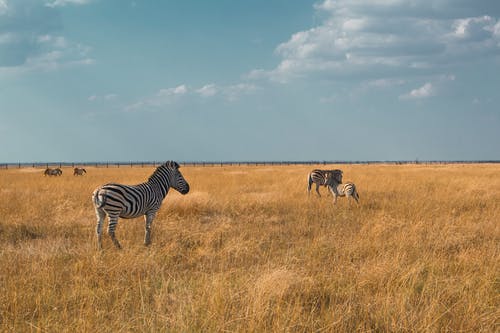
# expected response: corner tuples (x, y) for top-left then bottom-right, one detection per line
(44, 168), (62, 176)
(307, 169), (343, 197)
(325, 173), (359, 205)
(73, 167), (86, 176)
(92, 161), (190, 249)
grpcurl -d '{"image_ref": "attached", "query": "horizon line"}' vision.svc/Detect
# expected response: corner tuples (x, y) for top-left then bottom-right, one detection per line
(1, 160), (500, 167)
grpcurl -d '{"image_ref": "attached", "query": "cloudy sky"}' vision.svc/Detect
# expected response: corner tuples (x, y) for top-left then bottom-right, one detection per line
(1, 0), (499, 162)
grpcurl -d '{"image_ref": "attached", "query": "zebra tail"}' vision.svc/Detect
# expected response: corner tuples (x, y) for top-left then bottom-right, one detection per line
(307, 173), (313, 192)
(93, 189), (107, 209)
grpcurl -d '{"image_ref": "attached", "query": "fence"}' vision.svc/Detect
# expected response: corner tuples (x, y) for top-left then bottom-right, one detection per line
(1, 160), (499, 169)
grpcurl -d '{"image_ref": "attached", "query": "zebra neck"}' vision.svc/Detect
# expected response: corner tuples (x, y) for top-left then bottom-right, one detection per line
(148, 177), (170, 197)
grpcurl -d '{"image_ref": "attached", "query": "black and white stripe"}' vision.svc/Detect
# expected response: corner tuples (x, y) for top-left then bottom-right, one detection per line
(307, 169), (343, 197)
(44, 168), (62, 176)
(73, 167), (86, 176)
(92, 161), (190, 249)
(325, 173), (359, 205)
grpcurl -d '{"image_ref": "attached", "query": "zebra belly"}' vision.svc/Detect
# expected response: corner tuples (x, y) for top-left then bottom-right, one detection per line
(118, 211), (146, 219)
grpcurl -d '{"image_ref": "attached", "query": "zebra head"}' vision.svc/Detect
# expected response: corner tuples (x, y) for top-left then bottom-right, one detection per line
(332, 169), (343, 183)
(165, 161), (190, 195)
(325, 169), (343, 185)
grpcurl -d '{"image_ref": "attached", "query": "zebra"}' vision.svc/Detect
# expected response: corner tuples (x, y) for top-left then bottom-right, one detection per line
(92, 161), (190, 249)
(307, 169), (343, 197)
(44, 168), (62, 176)
(73, 167), (87, 176)
(325, 173), (359, 205)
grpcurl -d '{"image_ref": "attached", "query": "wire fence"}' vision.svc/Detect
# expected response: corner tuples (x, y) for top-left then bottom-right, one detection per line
(1, 160), (499, 169)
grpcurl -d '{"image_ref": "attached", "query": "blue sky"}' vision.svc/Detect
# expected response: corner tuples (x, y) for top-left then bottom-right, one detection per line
(1, 0), (499, 162)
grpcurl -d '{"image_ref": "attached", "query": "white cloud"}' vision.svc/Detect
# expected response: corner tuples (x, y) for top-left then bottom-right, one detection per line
(157, 84), (188, 97)
(195, 83), (258, 101)
(400, 82), (434, 100)
(88, 93), (118, 102)
(124, 82), (260, 112)
(124, 84), (189, 112)
(367, 78), (406, 88)
(222, 83), (258, 101)
(0, 2), (94, 74)
(398, 73), (456, 101)
(37, 35), (68, 48)
(0, 32), (16, 44)
(0, 0), (8, 15)
(196, 84), (218, 97)
(23, 36), (94, 72)
(250, 0), (500, 83)
(45, 0), (92, 8)
(88, 94), (118, 102)
(453, 16), (495, 39)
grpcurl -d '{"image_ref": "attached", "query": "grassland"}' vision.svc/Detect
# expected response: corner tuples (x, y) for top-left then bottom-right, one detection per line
(0, 164), (498, 332)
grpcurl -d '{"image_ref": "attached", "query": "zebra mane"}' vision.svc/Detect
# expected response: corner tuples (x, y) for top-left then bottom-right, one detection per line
(147, 162), (179, 184)
(148, 165), (167, 182)
(165, 161), (180, 169)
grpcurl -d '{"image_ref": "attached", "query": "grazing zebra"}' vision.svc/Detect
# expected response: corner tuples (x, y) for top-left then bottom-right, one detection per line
(44, 168), (62, 176)
(73, 167), (86, 176)
(325, 173), (359, 205)
(92, 161), (190, 249)
(307, 169), (343, 197)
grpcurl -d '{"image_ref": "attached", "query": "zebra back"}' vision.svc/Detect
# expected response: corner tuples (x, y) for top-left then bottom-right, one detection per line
(310, 169), (343, 186)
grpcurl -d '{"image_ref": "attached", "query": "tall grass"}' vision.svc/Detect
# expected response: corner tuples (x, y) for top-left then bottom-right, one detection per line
(0, 164), (498, 332)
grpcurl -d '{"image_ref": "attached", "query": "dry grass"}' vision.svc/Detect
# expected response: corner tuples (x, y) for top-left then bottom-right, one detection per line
(0, 164), (498, 332)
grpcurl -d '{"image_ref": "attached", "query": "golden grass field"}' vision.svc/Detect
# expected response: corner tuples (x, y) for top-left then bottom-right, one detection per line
(0, 164), (499, 332)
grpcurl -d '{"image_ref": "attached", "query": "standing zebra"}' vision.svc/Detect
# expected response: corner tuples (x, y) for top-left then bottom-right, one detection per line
(325, 173), (359, 205)
(92, 161), (189, 249)
(307, 169), (343, 197)
(44, 168), (62, 176)
(73, 167), (86, 176)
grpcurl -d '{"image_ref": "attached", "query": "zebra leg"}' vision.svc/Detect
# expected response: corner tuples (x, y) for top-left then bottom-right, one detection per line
(327, 186), (337, 204)
(107, 215), (122, 249)
(95, 207), (106, 250)
(331, 190), (338, 205)
(144, 212), (156, 246)
(315, 184), (322, 197)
